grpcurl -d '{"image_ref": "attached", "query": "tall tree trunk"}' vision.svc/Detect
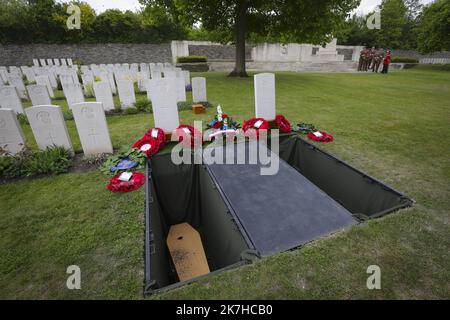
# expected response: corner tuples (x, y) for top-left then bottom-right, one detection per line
(229, 1), (248, 77)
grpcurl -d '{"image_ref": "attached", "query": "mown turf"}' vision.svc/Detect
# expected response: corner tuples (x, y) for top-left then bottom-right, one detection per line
(1, 66), (449, 299)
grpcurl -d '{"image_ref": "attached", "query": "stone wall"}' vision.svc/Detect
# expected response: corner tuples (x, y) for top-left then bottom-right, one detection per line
(188, 44), (252, 61)
(0, 43), (172, 66)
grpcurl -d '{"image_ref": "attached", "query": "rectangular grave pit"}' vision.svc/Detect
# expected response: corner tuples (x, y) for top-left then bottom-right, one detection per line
(144, 135), (414, 295)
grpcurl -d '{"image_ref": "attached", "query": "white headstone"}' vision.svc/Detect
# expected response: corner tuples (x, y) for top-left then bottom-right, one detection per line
(0, 109), (26, 155)
(22, 67), (36, 82)
(151, 71), (162, 80)
(46, 59), (54, 66)
(61, 59), (67, 66)
(182, 70), (191, 85)
(25, 105), (72, 151)
(35, 75), (54, 98)
(175, 77), (186, 102)
(59, 74), (74, 90)
(39, 59), (47, 67)
(67, 59), (73, 66)
(63, 83), (85, 109)
(164, 70), (176, 78)
(254, 73), (276, 120)
(0, 86), (24, 114)
(8, 74), (27, 99)
(192, 77), (207, 103)
(93, 81), (115, 111)
(53, 59), (61, 66)
(33, 59), (40, 67)
(71, 102), (113, 155)
(27, 84), (52, 106)
(117, 80), (136, 109)
(147, 78), (179, 133)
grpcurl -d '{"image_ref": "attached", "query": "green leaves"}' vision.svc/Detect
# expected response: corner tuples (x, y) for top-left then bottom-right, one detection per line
(0, 146), (73, 179)
(99, 148), (147, 177)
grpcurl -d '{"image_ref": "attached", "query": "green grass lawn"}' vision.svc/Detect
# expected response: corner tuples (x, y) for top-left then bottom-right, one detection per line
(1, 66), (449, 299)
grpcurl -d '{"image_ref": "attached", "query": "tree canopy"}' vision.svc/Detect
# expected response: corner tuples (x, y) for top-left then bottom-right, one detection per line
(140, 0), (361, 76)
(417, 0), (450, 53)
(0, 0), (187, 44)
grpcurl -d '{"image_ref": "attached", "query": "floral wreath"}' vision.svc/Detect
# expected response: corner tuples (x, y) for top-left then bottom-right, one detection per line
(132, 136), (161, 157)
(243, 118), (269, 139)
(144, 127), (166, 147)
(275, 115), (292, 133)
(176, 124), (203, 149)
(307, 131), (334, 143)
(107, 172), (145, 193)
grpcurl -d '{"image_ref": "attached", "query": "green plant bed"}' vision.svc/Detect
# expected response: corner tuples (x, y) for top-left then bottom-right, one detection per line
(391, 56), (419, 63)
(177, 56), (208, 63)
(0, 146), (73, 179)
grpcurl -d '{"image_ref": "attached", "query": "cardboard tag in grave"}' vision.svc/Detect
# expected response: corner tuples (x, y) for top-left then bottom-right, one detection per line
(167, 223), (210, 282)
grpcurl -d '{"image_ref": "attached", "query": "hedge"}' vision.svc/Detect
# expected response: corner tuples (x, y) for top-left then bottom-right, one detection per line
(177, 56), (208, 63)
(391, 56), (419, 63)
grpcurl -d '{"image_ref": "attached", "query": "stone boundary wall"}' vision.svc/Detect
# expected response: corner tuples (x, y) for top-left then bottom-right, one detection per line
(188, 44), (252, 61)
(0, 43), (172, 66)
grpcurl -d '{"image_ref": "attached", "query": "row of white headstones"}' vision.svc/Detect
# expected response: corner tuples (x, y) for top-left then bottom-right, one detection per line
(0, 62), (208, 116)
(0, 72), (275, 157)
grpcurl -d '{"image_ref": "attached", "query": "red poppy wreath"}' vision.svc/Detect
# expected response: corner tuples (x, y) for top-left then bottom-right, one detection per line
(107, 172), (145, 193)
(275, 115), (292, 133)
(307, 131), (334, 143)
(242, 118), (269, 139)
(176, 124), (203, 149)
(132, 136), (161, 157)
(144, 127), (166, 147)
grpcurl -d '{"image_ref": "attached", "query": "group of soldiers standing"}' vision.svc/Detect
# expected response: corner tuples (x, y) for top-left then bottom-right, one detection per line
(358, 47), (392, 74)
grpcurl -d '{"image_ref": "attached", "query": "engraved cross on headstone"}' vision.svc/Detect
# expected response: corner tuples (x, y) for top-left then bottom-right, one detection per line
(46, 131), (58, 145)
(88, 128), (100, 145)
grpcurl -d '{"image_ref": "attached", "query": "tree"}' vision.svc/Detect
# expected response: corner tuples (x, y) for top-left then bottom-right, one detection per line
(376, 0), (408, 49)
(336, 14), (378, 47)
(0, 0), (31, 43)
(52, 1), (97, 43)
(140, 0), (360, 77)
(417, 0), (450, 53)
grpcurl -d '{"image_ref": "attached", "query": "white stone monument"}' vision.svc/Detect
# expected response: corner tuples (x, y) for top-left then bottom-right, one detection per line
(192, 77), (207, 103)
(63, 83), (85, 109)
(35, 75), (55, 98)
(117, 80), (136, 109)
(27, 84), (52, 106)
(8, 74), (27, 99)
(0, 109), (26, 155)
(175, 77), (186, 102)
(25, 105), (72, 151)
(0, 86), (24, 114)
(254, 73), (276, 120)
(147, 78), (179, 133)
(93, 81), (115, 111)
(71, 102), (113, 155)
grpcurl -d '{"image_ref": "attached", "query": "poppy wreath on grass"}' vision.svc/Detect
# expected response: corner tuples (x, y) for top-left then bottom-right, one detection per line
(176, 124), (203, 149)
(107, 172), (145, 193)
(275, 115), (292, 133)
(144, 127), (166, 147)
(307, 131), (334, 143)
(243, 118), (269, 139)
(132, 136), (161, 157)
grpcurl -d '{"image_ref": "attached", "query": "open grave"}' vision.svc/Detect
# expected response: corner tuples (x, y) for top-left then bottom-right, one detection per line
(144, 134), (414, 294)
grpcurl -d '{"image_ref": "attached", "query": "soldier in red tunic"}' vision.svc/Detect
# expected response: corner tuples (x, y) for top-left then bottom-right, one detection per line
(381, 50), (392, 74)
